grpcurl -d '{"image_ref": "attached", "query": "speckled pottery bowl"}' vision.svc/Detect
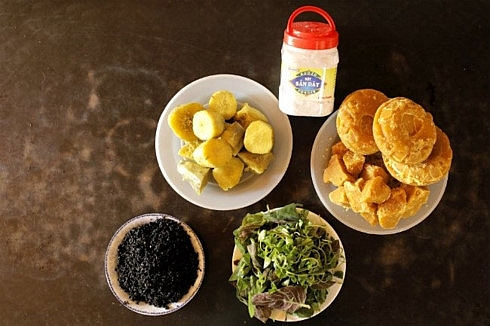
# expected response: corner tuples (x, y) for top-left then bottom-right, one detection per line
(104, 213), (205, 315)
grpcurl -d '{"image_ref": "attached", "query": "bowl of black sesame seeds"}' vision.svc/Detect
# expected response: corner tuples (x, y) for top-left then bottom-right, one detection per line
(104, 213), (205, 315)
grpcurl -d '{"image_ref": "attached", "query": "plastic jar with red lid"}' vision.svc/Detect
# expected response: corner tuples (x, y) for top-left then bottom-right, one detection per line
(279, 6), (339, 117)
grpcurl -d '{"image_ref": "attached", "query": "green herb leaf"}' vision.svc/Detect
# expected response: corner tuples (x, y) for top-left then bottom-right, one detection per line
(229, 203), (344, 323)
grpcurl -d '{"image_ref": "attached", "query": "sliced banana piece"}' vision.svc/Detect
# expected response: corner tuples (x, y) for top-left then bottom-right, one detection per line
(177, 160), (211, 195)
(167, 102), (205, 141)
(208, 90), (238, 120)
(221, 122), (245, 155)
(178, 140), (201, 160)
(192, 109), (225, 140)
(237, 151), (274, 174)
(234, 103), (268, 129)
(192, 138), (233, 168)
(212, 157), (244, 191)
(243, 120), (274, 154)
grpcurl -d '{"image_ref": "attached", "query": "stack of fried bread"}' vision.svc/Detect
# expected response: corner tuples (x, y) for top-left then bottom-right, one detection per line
(323, 89), (452, 229)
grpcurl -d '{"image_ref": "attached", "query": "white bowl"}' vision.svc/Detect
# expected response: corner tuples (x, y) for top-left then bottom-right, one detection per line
(155, 74), (293, 211)
(231, 208), (346, 322)
(105, 213), (205, 315)
(310, 110), (449, 235)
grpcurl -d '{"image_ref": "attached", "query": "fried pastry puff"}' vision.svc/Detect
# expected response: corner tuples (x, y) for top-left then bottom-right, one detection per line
(373, 97), (437, 164)
(336, 89), (389, 155)
(383, 127), (452, 186)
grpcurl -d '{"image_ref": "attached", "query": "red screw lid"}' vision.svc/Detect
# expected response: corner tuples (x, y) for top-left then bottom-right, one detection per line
(283, 6), (339, 50)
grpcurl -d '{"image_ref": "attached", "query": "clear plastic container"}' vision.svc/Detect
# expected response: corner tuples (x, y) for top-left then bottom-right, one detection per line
(279, 6), (339, 117)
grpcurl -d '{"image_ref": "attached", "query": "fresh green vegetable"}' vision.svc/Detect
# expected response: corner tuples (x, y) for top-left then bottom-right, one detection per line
(229, 203), (344, 323)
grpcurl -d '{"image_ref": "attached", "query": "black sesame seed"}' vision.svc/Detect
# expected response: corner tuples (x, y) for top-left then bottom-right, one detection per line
(116, 218), (199, 308)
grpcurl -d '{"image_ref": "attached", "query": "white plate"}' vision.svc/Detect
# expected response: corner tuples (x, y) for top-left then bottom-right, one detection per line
(231, 208), (346, 322)
(155, 74), (293, 211)
(310, 110), (449, 235)
(105, 213), (205, 316)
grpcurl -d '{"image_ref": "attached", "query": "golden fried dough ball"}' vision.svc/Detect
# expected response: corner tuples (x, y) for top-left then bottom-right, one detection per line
(383, 127), (452, 186)
(373, 97), (437, 164)
(336, 89), (389, 155)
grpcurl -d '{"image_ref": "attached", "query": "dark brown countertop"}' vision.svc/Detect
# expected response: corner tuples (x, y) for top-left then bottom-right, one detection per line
(1, 1), (489, 325)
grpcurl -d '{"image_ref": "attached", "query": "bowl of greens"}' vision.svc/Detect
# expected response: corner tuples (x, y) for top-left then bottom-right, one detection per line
(229, 203), (346, 322)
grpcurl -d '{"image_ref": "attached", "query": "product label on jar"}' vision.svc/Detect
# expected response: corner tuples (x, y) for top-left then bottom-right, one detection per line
(288, 67), (337, 99)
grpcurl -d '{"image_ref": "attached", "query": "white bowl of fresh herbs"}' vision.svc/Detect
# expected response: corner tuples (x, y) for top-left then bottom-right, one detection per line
(229, 203), (346, 322)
